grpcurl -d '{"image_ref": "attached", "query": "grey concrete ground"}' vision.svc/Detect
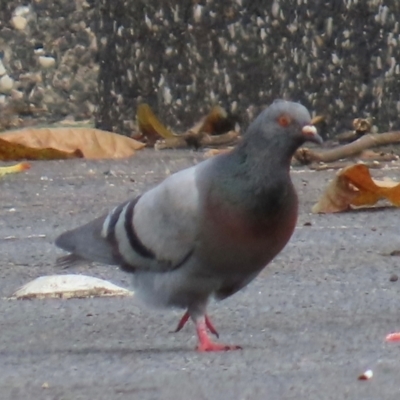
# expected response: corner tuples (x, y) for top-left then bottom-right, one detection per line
(0, 149), (400, 400)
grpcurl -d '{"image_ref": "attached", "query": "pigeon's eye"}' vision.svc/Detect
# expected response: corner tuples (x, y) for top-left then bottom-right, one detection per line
(277, 115), (291, 127)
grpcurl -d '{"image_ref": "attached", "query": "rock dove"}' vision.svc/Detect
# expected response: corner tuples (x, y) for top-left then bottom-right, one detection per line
(55, 100), (322, 352)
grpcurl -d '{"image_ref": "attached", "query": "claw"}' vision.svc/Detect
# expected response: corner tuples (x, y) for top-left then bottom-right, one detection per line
(195, 318), (241, 352)
(197, 342), (242, 352)
(173, 311), (190, 333)
(204, 314), (219, 338)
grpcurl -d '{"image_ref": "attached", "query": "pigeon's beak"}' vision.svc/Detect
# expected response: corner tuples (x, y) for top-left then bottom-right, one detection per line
(301, 125), (323, 144)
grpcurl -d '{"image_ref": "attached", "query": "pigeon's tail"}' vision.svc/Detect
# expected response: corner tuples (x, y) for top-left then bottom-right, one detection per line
(55, 214), (119, 268)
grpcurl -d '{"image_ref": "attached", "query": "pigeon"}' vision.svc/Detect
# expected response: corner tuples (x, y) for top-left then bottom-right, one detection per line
(55, 100), (322, 352)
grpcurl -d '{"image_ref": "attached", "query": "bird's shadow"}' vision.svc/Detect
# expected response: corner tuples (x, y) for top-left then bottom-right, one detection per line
(0, 346), (188, 357)
(67, 346), (191, 356)
(62, 343), (257, 356)
(0, 343), (260, 357)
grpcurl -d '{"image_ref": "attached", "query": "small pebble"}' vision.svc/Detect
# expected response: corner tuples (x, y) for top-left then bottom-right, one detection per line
(0, 75), (14, 93)
(11, 15), (27, 30)
(389, 274), (398, 282)
(38, 56), (56, 69)
(10, 89), (23, 100)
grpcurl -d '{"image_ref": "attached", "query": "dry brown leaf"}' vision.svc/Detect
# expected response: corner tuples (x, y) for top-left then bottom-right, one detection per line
(137, 104), (238, 149)
(0, 162), (30, 176)
(1, 127), (145, 160)
(312, 164), (400, 213)
(0, 136), (82, 160)
(196, 105), (234, 135)
(137, 104), (175, 145)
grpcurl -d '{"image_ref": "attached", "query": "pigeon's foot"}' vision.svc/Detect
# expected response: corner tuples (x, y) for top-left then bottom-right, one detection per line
(196, 340), (242, 352)
(175, 311), (219, 338)
(195, 318), (242, 352)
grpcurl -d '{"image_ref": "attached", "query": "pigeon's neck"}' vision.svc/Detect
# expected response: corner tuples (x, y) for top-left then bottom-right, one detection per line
(233, 133), (298, 187)
(212, 135), (298, 220)
(238, 132), (300, 172)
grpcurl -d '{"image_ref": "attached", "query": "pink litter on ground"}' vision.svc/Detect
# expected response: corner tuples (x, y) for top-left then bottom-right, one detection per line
(385, 332), (400, 342)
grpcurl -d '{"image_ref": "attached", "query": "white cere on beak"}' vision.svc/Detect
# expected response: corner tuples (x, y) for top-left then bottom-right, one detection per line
(301, 125), (317, 136)
(301, 125), (323, 144)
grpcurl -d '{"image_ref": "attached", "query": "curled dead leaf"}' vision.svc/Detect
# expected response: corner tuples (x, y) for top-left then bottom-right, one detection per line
(197, 105), (235, 135)
(312, 164), (400, 213)
(353, 118), (372, 134)
(0, 127), (145, 160)
(138, 104), (238, 149)
(137, 103), (175, 145)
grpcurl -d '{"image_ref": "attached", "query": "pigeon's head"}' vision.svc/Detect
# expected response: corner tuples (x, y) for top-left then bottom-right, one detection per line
(249, 100), (323, 147)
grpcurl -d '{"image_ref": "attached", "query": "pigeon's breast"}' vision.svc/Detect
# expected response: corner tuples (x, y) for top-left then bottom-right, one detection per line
(200, 185), (298, 273)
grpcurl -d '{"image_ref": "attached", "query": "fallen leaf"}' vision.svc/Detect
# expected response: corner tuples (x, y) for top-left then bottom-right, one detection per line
(9, 274), (134, 299)
(353, 117), (372, 134)
(0, 162), (30, 176)
(196, 105), (234, 135)
(312, 164), (400, 213)
(137, 103), (175, 145)
(1, 127), (145, 160)
(0, 136), (82, 160)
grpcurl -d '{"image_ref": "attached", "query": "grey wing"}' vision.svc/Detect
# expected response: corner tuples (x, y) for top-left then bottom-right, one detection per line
(56, 164), (204, 272)
(112, 165), (202, 272)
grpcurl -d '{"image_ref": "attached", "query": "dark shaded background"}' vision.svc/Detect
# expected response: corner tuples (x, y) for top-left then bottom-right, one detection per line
(1, 1), (399, 137)
(96, 0), (400, 138)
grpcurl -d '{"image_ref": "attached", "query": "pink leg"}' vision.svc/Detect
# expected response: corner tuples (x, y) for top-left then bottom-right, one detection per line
(195, 317), (242, 352)
(174, 311), (190, 333)
(174, 311), (219, 338)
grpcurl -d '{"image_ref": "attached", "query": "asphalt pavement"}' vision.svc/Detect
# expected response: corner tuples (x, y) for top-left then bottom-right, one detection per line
(0, 149), (400, 400)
